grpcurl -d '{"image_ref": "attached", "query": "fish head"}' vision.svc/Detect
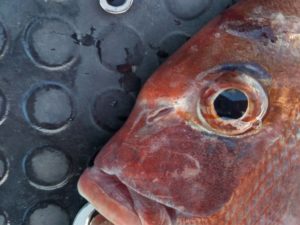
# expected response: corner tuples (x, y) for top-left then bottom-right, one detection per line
(78, 1), (300, 224)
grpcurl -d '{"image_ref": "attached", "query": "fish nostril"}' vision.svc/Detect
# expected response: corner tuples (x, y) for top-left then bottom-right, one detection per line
(146, 107), (174, 124)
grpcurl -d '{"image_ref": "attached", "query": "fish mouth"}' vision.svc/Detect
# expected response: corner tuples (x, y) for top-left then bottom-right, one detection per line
(78, 167), (175, 225)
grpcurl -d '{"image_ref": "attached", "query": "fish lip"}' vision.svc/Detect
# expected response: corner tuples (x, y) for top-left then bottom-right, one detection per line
(78, 168), (141, 225)
(78, 167), (175, 225)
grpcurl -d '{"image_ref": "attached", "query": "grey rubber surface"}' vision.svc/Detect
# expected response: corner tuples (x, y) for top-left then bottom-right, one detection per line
(0, 0), (238, 224)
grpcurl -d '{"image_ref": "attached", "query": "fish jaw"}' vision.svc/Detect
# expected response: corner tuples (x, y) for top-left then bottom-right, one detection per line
(78, 167), (175, 225)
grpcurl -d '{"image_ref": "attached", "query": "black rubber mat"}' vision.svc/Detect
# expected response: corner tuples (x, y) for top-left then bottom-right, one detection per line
(0, 0), (238, 224)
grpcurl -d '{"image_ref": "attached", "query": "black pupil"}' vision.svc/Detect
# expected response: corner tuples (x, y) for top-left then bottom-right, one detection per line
(107, 0), (126, 6)
(214, 89), (248, 120)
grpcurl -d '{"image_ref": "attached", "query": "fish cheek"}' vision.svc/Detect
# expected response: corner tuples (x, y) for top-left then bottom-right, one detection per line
(157, 130), (240, 216)
(118, 124), (240, 216)
(192, 140), (239, 216)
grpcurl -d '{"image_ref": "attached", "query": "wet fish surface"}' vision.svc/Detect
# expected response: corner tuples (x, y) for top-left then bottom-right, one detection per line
(78, 0), (300, 224)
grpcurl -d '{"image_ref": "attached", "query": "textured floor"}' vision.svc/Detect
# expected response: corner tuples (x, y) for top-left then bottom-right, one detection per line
(0, 0), (237, 224)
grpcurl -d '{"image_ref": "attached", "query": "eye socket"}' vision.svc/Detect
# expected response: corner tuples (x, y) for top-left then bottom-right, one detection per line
(196, 67), (269, 137)
(213, 89), (248, 120)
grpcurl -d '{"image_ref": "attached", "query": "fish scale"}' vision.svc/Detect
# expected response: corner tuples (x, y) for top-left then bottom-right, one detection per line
(176, 128), (299, 225)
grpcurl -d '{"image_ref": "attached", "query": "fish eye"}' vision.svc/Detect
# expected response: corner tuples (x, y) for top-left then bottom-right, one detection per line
(196, 65), (269, 137)
(213, 88), (248, 120)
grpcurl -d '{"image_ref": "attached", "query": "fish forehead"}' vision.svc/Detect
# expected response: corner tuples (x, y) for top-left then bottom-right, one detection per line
(140, 0), (300, 104)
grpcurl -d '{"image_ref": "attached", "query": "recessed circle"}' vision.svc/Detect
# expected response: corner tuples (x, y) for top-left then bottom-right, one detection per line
(99, 24), (144, 71)
(24, 146), (72, 190)
(99, 0), (133, 14)
(0, 21), (8, 59)
(165, 0), (211, 20)
(214, 89), (248, 120)
(157, 32), (190, 63)
(0, 90), (8, 125)
(0, 151), (8, 186)
(0, 211), (8, 225)
(92, 90), (135, 132)
(35, 0), (70, 3)
(24, 83), (74, 133)
(23, 17), (78, 70)
(25, 203), (70, 225)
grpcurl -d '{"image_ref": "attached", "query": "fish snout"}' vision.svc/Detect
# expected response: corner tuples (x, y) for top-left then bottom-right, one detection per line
(78, 107), (179, 225)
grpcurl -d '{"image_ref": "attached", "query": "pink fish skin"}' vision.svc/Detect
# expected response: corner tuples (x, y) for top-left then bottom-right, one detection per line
(78, 0), (300, 224)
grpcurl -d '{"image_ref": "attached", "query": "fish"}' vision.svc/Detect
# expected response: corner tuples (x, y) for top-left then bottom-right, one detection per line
(78, 0), (300, 224)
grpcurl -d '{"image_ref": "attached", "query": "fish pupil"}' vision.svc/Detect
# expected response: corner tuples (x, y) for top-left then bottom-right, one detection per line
(214, 89), (248, 120)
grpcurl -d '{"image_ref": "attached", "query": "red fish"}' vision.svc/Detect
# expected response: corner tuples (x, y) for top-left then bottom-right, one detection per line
(78, 0), (300, 224)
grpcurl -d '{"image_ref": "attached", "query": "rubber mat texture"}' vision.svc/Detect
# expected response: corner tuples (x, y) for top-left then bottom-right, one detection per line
(0, 0), (238, 224)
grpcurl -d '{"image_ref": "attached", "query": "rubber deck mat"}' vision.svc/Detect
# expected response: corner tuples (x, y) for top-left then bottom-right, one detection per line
(0, 0), (237, 224)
